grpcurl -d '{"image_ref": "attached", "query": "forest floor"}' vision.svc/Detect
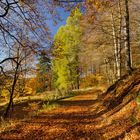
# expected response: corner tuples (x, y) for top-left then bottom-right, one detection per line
(0, 86), (140, 140)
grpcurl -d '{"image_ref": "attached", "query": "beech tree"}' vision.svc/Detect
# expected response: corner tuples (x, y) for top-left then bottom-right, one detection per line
(0, 0), (59, 69)
(2, 30), (34, 117)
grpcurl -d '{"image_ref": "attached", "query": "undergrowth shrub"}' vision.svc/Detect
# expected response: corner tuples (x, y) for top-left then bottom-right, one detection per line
(41, 102), (59, 112)
(80, 74), (104, 88)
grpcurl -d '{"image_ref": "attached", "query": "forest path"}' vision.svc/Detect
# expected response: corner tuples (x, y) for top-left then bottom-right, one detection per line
(0, 89), (132, 140)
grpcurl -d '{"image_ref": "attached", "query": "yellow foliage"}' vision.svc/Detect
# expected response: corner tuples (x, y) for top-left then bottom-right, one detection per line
(25, 78), (37, 94)
(24, 87), (33, 95)
(80, 74), (103, 88)
(1, 89), (9, 101)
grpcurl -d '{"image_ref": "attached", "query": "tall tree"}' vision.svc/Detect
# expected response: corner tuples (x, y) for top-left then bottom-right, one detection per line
(36, 50), (51, 92)
(52, 8), (82, 92)
(3, 37), (33, 118)
(124, 0), (132, 73)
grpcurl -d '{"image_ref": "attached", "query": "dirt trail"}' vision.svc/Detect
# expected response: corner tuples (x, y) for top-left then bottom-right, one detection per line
(0, 89), (139, 140)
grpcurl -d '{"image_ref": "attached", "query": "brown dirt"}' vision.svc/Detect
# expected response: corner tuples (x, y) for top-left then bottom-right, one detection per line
(0, 88), (139, 140)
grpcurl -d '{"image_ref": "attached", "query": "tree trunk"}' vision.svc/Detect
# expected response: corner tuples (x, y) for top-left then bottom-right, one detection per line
(117, 0), (123, 78)
(111, 10), (120, 80)
(76, 55), (80, 89)
(124, 0), (132, 73)
(4, 63), (19, 118)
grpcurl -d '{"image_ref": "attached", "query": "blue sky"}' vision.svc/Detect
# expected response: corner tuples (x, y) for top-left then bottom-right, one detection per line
(47, 8), (70, 37)
(0, 6), (70, 60)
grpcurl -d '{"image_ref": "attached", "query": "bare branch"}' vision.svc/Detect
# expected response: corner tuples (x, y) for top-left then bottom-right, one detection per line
(0, 0), (18, 17)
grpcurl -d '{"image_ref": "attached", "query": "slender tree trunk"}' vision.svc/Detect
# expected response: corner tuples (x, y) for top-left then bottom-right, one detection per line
(76, 70), (80, 89)
(111, 10), (120, 80)
(118, 0), (123, 78)
(4, 63), (19, 118)
(124, 0), (132, 73)
(48, 72), (52, 91)
(76, 55), (80, 89)
(104, 58), (111, 84)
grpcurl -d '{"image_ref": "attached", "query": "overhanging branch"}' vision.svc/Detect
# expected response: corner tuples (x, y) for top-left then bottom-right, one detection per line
(0, 0), (18, 17)
(54, 0), (83, 2)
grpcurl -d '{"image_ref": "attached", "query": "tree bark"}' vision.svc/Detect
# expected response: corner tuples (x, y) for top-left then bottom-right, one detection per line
(76, 55), (80, 89)
(111, 10), (120, 80)
(117, 0), (122, 78)
(4, 62), (19, 118)
(124, 0), (133, 73)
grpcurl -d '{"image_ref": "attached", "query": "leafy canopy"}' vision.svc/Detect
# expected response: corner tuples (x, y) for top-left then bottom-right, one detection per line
(52, 8), (82, 91)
